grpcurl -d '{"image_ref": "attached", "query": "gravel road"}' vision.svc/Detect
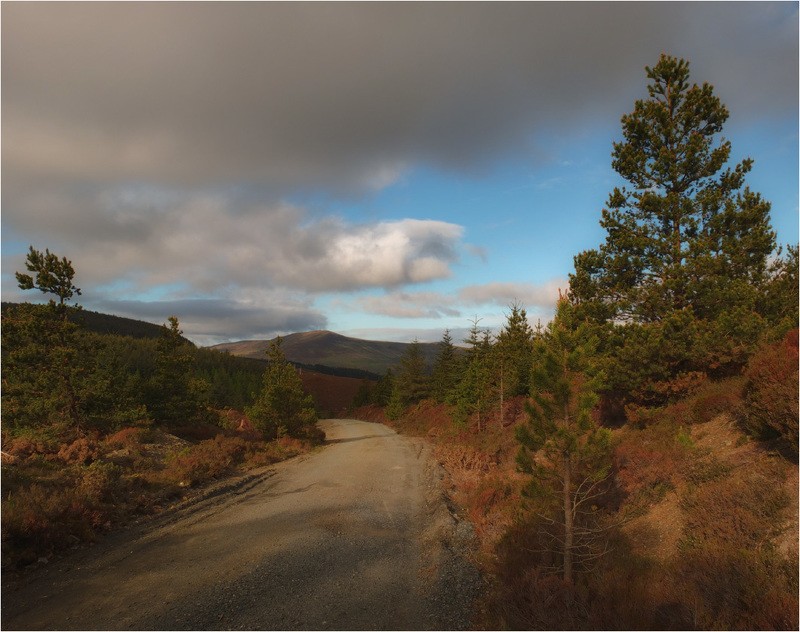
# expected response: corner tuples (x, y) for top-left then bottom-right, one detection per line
(2, 419), (482, 630)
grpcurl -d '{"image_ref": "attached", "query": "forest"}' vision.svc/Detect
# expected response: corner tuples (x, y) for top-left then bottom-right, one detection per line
(2, 54), (798, 629)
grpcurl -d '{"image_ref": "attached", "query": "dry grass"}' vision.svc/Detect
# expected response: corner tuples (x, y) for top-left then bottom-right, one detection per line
(1, 419), (315, 570)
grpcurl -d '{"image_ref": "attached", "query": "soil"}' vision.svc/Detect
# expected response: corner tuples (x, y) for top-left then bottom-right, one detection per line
(2, 419), (483, 630)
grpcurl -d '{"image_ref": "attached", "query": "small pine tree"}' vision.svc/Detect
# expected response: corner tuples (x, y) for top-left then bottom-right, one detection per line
(453, 319), (494, 429)
(373, 369), (394, 407)
(516, 297), (612, 584)
(431, 330), (461, 404)
(387, 339), (430, 416)
(246, 338), (317, 440)
(496, 302), (535, 398)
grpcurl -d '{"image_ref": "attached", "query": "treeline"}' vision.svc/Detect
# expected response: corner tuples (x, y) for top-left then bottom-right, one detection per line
(3, 303), (264, 432)
(2, 249), (317, 442)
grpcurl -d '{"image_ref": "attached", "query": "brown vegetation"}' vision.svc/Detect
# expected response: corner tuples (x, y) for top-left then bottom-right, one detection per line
(299, 369), (365, 418)
(354, 351), (799, 630)
(1, 421), (314, 570)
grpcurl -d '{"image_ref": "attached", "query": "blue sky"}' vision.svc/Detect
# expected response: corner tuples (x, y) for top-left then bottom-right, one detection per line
(3, 3), (798, 345)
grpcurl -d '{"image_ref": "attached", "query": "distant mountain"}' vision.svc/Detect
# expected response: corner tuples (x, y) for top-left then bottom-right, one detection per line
(210, 330), (443, 376)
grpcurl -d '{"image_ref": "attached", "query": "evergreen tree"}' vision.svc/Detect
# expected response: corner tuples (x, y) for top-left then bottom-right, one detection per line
(453, 319), (494, 429)
(569, 55), (778, 406)
(9, 247), (84, 428)
(431, 329), (461, 404)
(762, 244), (799, 337)
(387, 339), (430, 418)
(570, 54), (775, 325)
(351, 379), (375, 409)
(146, 316), (210, 426)
(246, 337), (317, 439)
(516, 297), (612, 584)
(495, 302), (535, 425)
(373, 369), (394, 407)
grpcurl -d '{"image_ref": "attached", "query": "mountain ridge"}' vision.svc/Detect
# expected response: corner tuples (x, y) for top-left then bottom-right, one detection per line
(210, 330), (443, 375)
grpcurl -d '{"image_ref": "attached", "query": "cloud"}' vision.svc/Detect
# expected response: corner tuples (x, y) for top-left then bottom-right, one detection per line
(354, 279), (565, 321)
(3, 3), (796, 195)
(458, 280), (566, 311)
(92, 296), (327, 346)
(2, 186), (464, 296)
(357, 292), (461, 319)
(2, 4), (795, 341)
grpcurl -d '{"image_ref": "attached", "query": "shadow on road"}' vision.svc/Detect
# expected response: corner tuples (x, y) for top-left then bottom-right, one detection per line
(325, 434), (388, 445)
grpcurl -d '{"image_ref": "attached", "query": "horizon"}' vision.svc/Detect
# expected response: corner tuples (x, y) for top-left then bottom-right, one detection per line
(3, 3), (797, 346)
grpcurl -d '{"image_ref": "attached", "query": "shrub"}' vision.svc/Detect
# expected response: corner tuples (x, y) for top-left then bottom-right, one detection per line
(687, 377), (744, 424)
(105, 427), (146, 448)
(738, 329), (798, 456)
(674, 545), (798, 630)
(57, 437), (100, 465)
(164, 435), (249, 486)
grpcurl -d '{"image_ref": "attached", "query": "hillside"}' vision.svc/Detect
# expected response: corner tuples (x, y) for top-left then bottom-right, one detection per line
(298, 370), (366, 418)
(356, 388), (799, 630)
(1, 303), (185, 342)
(210, 330), (443, 375)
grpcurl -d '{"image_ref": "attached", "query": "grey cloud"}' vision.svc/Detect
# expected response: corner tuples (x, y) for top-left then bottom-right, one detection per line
(458, 280), (567, 311)
(354, 279), (565, 321)
(339, 327), (471, 345)
(357, 292), (461, 319)
(1, 188), (465, 295)
(3, 3), (796, 194)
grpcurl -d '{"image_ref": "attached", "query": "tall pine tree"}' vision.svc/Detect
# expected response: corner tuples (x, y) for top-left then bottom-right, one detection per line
(570, 54), (775, 325)
(10, 247), (84, 429)
(569, 55), (778, 406)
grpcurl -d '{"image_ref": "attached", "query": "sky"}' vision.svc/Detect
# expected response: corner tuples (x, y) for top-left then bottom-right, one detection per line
(2, 2), (798, 346)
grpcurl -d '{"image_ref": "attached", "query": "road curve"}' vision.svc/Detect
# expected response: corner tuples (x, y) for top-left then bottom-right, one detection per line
(2, 419), (481, 630)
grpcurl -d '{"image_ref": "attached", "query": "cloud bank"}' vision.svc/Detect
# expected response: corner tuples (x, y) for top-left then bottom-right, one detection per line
(3, 3), (796, 341)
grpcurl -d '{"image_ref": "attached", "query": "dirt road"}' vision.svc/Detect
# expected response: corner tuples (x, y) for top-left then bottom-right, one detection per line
(2, 419), (482, 630)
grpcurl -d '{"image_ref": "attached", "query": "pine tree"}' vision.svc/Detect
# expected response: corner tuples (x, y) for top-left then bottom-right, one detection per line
(387, 339), (430, 418)
(516, 297), (612, 584)
(569, 55), (778, 406)
(146, 316), (210, 426)
(570, 54), (775, 325)
(246, 337), (317, 439)
(9, 246), (84, 428)
(431, 329), (461, 404)
(495, 302), (535, 424)
(453, 319), (494, 429)
(762, 244), (799, 337)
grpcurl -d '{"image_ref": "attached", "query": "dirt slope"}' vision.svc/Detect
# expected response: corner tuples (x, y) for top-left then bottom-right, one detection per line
(2, 420), (482, 631)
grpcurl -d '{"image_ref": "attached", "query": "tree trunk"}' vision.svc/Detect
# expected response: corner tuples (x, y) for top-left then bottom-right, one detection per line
(563, 451), (573, 584)
(499, 363), (504, 427)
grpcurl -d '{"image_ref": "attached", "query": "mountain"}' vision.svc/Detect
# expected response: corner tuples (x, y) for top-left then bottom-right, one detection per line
(210, 330), (443, 376)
